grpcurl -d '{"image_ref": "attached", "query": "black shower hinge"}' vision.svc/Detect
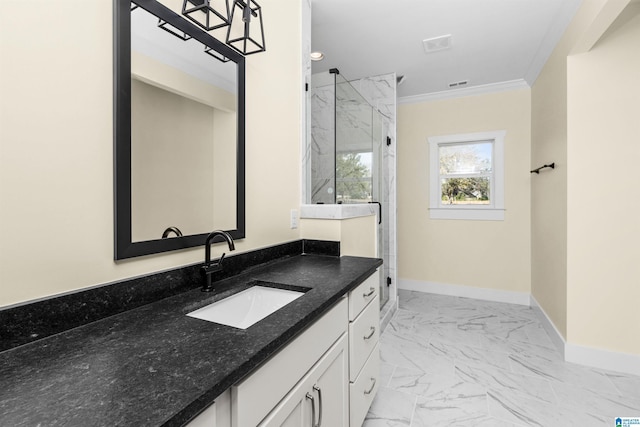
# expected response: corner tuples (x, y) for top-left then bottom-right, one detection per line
(305, 83), (309, 92)
(386, 136), (391, 146)
(387, 277), (392, 287)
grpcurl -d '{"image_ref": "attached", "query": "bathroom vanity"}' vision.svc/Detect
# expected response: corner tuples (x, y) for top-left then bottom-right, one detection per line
(0, 241), (382, 426)
(190, 270), (380, 427)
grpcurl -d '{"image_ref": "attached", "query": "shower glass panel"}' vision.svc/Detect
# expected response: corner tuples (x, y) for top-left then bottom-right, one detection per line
(310, 70), (390, 308)
(335, 73), (373, 203)
(310, 72), (336, 204)
(372, 114), (389, 307)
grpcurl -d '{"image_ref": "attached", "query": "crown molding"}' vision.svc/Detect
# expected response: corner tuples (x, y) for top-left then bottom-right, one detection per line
(398, 79), (530, 105)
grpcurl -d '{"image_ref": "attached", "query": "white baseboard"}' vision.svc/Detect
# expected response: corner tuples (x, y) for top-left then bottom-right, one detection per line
(400, 280), (640, 376)
(531, 295), (640, 376)
(530, 295), (566, 357)
(565, 343), (640, 377)
(398, 278), (530, 306)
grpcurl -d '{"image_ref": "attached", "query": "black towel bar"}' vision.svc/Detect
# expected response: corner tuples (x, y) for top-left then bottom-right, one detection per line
(530, 163), (555, 174)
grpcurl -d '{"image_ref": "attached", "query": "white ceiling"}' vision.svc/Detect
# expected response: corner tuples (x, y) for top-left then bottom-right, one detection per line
(311, 0), (582, 100)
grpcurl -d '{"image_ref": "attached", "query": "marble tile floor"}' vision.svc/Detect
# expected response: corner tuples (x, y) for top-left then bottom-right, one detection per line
(364, 290), (640, 427)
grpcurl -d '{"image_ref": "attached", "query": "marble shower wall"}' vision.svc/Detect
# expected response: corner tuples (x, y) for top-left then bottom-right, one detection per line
(335, 79), (374, 156)
(310, 73), (397, 205)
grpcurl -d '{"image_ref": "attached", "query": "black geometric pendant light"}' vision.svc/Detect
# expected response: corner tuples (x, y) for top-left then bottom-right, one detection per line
(182, 0), (231, 31)
(226, 0), (265, 55)
(179, 0), (265, 57)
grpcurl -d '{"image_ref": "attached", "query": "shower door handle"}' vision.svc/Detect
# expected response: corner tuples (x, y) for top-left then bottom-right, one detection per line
(369, 201), (382, 224)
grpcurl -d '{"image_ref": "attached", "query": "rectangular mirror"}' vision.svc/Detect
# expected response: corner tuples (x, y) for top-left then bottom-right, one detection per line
(114, 0), (245, 260)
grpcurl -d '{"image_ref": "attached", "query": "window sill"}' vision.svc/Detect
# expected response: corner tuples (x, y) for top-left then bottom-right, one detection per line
(429, 208), (505, 221)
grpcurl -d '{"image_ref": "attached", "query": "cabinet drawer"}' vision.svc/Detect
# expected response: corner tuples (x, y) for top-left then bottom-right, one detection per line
(349, 343), (380, 427)
(348, 270), (379, 321)
(348, 296), (379, 381)
(232, 297), (348, 427)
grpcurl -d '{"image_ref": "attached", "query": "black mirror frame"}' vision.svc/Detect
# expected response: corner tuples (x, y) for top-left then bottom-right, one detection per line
(114, 0), (246, 260)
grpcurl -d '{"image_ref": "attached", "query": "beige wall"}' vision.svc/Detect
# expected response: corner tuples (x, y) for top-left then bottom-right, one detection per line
(131, 79), (216, 241)
(398, 89), (531, 293)
(0, 0), (302, 307)
(132, 51), (237, 112)
(300, 215), (377, 258)
(130, 51), (238, 238)
(531, 0), (640, 357)
(566, 2), (640, 354)
(530, 0), (616, 342)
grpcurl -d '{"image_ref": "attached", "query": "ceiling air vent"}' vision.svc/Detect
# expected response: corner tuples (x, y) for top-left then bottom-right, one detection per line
(422, 35), (452, 53)
(448, 80), (469, 88)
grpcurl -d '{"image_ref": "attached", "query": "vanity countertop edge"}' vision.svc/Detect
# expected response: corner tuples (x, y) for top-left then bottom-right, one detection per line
(0, 254), (382, 427)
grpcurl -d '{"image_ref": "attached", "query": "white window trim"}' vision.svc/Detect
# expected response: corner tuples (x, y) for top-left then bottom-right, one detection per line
(428, 130), (506, 221)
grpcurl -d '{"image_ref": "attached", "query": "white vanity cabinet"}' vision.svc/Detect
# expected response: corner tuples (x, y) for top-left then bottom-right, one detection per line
(184, 403), (217, 427)
(186, 389), (232, 427)
(232, 298), (348, 427)
(348, 270), (380, 427)
(259, 334), (348, 427)
(186, 269), (380, 427)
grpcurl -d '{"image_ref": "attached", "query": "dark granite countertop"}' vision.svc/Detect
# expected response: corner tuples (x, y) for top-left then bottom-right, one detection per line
(0, 254), (382, 426)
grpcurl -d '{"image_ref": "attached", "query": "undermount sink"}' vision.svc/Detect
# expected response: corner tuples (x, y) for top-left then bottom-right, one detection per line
(187, 285), (306, 329)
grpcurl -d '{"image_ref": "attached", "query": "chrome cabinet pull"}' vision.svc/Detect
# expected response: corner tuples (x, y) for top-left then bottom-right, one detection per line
(306, 393), (316, 426)
(363, 287), (375, 298)
(364, 378), (377, 395)
(363, 326), (376, 340)
(312, 385), (322, 427)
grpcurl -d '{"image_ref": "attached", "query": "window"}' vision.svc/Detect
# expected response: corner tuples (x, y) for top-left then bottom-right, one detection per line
(428, 131), (505, 220)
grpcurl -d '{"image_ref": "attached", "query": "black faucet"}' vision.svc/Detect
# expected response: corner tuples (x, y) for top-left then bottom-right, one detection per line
(201, 230), (235, 292)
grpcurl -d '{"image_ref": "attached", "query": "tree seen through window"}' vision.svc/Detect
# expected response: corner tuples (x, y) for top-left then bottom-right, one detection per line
(336, 152), (372, 202)
(439, 142), (492, 205)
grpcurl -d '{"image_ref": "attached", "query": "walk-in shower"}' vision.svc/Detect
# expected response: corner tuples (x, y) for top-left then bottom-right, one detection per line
(308, 69), (392, 308)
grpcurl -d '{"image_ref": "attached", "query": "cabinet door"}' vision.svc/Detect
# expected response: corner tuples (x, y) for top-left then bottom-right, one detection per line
(233, 299), (348, 427)
(312, 336), (348, 427)
(260, 334), (348, 427)
(262, 395), (310, 427)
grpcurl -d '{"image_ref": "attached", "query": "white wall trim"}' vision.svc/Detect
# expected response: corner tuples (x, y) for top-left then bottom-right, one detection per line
(428, 130), (506, 221)
(565, 343), (640, 377)
(398, 79), (529, 105)
(530, 295), (566, 357)
(429, 208), (505, 221)
(531, 297), (640, 376)
(398, 278), (530, 306)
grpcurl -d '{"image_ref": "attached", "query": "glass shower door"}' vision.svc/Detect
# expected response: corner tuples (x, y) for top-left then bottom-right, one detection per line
(372, 113), (389, 308)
